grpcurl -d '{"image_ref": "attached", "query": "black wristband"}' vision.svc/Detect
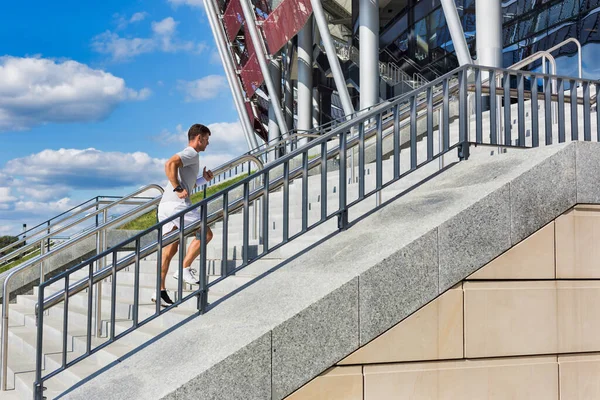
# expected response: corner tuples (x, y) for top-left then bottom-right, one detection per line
(173, 185), (184, 192)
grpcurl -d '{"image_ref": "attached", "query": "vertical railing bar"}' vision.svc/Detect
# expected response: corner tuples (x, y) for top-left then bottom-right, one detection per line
(320, 142), (327, 222)
(110, 251), (117, 340)
(517, 73), (525, 146)
(597, 83), (600, 142)
(133, 238), (140, 328)
(62, 274), (69, 368)
(198, 205), (209, 313)
(339, 129), (347, 229)
(545, 76), (553, 145)
(558, 78), (565, 143)
(393, 105), (400, 179)
(531, 74), (539, 147)
(261, 177), (268, 254)
(155, 232), (163, 315)
(301, 152), (309, 233)
(427, 86), (434, 159)
(177, 214), (185, 302)
(243, 182), (250, 265)
(221, 192), (229, 276)
(376, 113), (383, 188)
(503, 72), (511, 146)
(86, 262), (94, 353)
(358, 121), (365, 199)
(571, 80), (578, 141)
(34, 283), (45, 399)
(473, 69), (481, 143)
(410, 95), (417, 169)
(283, 161), (290, 241)
(459, 70), (469, 156)
(489, 70), (497, 145)
(583, 81), (591, 141)
(443, 78), (450, 151)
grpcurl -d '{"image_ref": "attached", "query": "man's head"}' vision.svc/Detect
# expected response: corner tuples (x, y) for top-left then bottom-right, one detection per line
(188, 124), (211, 152)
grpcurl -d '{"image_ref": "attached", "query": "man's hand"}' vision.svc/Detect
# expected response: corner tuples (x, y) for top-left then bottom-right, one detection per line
(203, 167), (214, 181)
(177, 189), (189, 199)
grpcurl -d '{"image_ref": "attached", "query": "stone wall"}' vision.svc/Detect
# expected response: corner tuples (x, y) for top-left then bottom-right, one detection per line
(289, 205), (600, 399)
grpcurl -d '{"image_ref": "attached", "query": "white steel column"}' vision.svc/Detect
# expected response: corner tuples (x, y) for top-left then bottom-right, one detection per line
(310, 0), (355, 116)
(284, 42), (295, 133)
(360, 0), (379, 110)
(298, 17), (313, 141)
(476, 0), (502, 67)
(440, 0), (473, 65)
(268, 59), (282, 162)
(203, 0), (258, 150)
(240, 0), (289, 135)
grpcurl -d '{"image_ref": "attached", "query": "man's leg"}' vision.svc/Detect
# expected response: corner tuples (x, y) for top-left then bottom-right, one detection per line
(160, 226), (180, 290)
(182, 226), (213, 270)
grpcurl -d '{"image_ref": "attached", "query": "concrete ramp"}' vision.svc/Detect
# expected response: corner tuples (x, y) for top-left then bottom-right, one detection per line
(66, 141), (600, 400)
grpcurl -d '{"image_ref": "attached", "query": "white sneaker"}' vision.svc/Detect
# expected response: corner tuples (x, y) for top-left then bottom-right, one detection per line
(173, 267), (199, 285)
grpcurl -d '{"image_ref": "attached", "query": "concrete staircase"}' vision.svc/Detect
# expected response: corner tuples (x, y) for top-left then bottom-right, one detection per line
(2, 89), (596, 399)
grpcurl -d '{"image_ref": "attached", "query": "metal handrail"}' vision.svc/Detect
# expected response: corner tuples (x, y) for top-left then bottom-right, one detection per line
(0, 197), (154, 267)
(0, 184), (164, 391)
(0, 196), (120, 259)
(8, 196), (121, 241)
(509, 50), (557, 77)
(33, 64), (600, 398)
(545, 38), (582, 79)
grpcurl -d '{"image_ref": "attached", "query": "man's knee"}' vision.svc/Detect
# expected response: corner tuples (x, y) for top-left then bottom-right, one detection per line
(195, 227), (213, 243)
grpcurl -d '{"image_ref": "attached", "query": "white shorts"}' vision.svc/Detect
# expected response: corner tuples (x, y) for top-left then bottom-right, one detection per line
(157, 201), (202, 234)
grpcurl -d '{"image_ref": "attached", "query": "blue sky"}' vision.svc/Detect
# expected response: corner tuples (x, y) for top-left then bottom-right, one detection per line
(0, 0), (249, 236)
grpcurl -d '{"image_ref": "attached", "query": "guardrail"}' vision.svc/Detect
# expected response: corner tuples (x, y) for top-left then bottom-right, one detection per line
(32, 63), (600, 399)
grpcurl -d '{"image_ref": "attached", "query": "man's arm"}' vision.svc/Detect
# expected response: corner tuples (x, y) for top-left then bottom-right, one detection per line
(165, 154), (183, 188)
(165, 155), (189, 199)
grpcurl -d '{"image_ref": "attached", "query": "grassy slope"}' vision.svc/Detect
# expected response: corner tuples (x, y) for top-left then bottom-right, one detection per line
(119, 174), (249, 231)
(0, 249), (41, 274)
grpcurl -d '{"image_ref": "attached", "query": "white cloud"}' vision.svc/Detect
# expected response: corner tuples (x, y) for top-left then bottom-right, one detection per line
(177, 75), (228, 101)
(0, 187), (16, 203)
(18, 185), (71, 202)
(92, 17), (207, 61)
(167, 0), (205, 8)
(14, 197), (74, 214)
(152, 17), (177, 36)
(130, 12), (148, 23)
(0, 56), (151, 131)
(4, 148), (166, 189)
(154, 121), (249, 157)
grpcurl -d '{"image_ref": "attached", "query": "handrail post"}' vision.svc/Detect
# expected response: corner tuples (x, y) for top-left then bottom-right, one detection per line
(95, 210), (107, 337)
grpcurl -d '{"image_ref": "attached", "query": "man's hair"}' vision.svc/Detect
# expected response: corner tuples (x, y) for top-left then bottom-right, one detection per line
(188, 124), (211, 141)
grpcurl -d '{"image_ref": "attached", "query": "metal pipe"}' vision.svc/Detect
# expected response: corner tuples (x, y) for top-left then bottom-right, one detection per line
(440, 0), (473, 66)
(360, 0), (379, 110)
(310, 0), (355, 116)
(239, 0), (289, 135)
(203, 0), (258, 150)
(545, 38), (583, 79)
(298, 17), (314, 145)
(268, 59), (282, 162)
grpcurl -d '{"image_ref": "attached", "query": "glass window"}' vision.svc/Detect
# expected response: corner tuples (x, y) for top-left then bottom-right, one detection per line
(414, 18), (429, 62)
(581, 0), (600, 12)
(533, 7), (549, 32)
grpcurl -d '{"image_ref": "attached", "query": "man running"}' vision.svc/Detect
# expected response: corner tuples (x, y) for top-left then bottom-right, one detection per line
(152, 124), (214, 307)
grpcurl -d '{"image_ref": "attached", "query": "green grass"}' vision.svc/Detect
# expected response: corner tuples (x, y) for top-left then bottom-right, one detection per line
(119, 174), (251, 231)
(0, 249), (41, 274)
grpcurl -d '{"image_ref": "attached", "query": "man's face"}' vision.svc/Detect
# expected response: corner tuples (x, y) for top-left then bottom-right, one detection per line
(192, 134), (210, 152)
